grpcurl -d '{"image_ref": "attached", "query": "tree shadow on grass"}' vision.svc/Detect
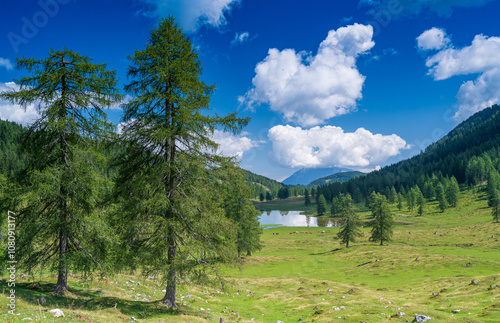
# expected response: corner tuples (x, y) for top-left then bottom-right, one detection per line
(309, 248), (342, 255)
(0, 279), (184, 321)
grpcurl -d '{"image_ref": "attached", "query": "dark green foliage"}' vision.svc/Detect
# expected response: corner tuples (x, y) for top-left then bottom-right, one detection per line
(0, 48), (121, 294)
(242, 169), (283, 199)
(278, 187), (290, 199)
(446, 176), (460, 207)
(416, 189), (426, 216)
(0, 120), (26, 178)
(316, 105), (500, 202)
(259, 193), (265, 202)
(492, 189), (500, 223)
(317, 194), (326, 216)
(331, 195), (342, 216)
(304, 189), (311, 206)
(337, 194), (362, 248)
(265, 191), (273, 201)
(308, 171), (364, 187)
(423, 181), (435, 200)
(224, 169), (263, 257)
(397, 192), (403, 211)
(436, 183), (448, 212)
(368, 193), (393, 245)
(388, 186), (397, 204)
(112, 16), (249, 308)
(406, 188), (416, 212)
(487, 170), (500, 207)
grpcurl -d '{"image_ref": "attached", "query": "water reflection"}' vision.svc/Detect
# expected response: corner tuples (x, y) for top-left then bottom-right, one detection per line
(258, 210), (339, 228)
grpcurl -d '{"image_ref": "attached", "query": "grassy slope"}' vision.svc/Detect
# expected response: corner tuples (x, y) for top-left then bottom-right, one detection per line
(1, 187), (500, 322)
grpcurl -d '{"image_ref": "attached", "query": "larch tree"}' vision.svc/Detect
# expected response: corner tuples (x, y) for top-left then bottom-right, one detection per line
(112, 17), (249, 308)
(223, 167), (263, 258)
(446, 176), (460, 207)
(491, 189), (500, 223)
(304, 189), (311, 206)
(436, 183), (448, 212)
(337, 194), (362, 248)
(397, 192), (404, 211)
(317, 194), (327, 216)
(368, 193), (394, 245)
(0, 49), (121, 294)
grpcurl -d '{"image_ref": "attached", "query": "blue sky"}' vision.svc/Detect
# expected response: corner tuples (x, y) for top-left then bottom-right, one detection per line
(1, 0), (500, 181)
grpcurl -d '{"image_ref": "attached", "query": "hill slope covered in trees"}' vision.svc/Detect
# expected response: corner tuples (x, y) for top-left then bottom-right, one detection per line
(308, 171), (365, 187)
(315, 104), (500, 202)
(0, 119), (26, 178)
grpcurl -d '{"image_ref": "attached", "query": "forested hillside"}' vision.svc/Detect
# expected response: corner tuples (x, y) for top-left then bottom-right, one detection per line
(308, 171), (364, 187)
(242, 169), (283, 199)
(0, 119), (26, 177)
(314, 104), (500, 203)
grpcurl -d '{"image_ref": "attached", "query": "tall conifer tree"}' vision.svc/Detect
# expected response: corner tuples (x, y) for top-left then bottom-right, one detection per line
(368, 193), (394, 245)
(0, 49), (121, 293)
(337, 194), (362, 248)
(113, 17), (249, 308)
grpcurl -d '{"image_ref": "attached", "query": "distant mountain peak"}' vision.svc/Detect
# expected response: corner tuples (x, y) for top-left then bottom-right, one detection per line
(282, 167), (353, 185)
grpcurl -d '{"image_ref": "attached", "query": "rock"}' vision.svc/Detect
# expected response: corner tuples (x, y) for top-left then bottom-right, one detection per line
(327, 288), (332, 292)
(452, 310), (460, 313)
(220, 318), (225, 323)
(130, 317), (137, 322)
(397, 311), (405, 318)
(415, 257), (419, 261)
(471, 280), (478, 285)
(142, 298), (149, 302)
(414, 314), (431, 322)
(277, 321), (284, 323)
(40, 297), (46, 305)
(49, 309), (64, 317)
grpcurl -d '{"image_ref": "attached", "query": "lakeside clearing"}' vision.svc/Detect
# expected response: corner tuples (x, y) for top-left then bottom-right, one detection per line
(1, 186), (499, 322)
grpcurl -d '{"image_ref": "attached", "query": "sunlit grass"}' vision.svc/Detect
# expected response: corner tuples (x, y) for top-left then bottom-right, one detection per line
(1, 186), (499, 322)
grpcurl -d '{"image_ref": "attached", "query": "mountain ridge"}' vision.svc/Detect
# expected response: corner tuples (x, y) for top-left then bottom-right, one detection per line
(282, 167), (353, 185)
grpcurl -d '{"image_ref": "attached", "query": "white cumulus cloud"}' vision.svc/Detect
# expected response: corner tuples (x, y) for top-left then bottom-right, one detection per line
(0, 82), (40, 125)
(212, 129), (261, 159)
(424, 34), (500, 80)
(419, 29), (500, 122)
(268, 125), (409, 169)
(0, 58), (14, 70)
(138, 0), (239, 32)
(417, 27), (450, 51)
(239, 24), (374, 127)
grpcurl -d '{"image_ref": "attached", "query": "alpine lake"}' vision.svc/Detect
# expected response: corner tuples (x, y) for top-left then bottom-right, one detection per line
(258, 210), (339, 228)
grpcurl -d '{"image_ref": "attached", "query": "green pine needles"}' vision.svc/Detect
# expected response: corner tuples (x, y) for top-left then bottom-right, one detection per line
(0, 48), (122, 294)
(112, 16), (250, 308)
(368, 192), (394, 246)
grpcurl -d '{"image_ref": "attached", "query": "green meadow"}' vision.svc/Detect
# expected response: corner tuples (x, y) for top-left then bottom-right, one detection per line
(1, 186), (499, 322)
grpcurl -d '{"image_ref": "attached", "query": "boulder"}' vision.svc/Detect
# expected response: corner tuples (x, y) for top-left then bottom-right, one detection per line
(414, 314), (431, 322)
(49, 309), (64, 317)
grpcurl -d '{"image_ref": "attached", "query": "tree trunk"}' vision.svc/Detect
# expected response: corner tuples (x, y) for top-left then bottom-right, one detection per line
(346, 241), (349, 248)
(380, 240), (384, 246)
(54, 60), (69, 295)
(54, 228), (68, 294)
(161, 225), (177, 307)
(161, 95), (177, 308)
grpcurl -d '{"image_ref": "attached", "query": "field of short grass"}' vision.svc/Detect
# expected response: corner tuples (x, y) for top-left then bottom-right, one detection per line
(1, 187), (499, 322)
